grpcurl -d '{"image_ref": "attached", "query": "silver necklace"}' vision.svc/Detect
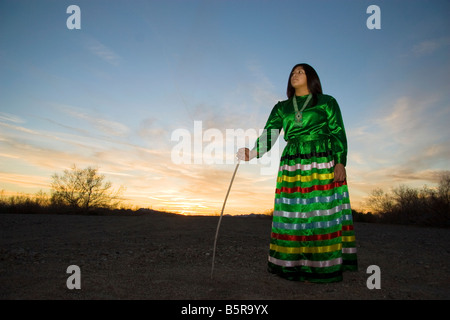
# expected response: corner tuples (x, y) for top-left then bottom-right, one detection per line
(293, 93), (312, 126)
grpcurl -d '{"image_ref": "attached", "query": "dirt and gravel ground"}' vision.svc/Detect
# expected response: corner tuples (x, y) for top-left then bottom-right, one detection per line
(1, 212), (449, 300)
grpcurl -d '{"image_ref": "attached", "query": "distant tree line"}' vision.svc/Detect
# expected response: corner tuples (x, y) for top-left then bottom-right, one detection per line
(353, 171), (450, 228)
(1, 166), (449, 227)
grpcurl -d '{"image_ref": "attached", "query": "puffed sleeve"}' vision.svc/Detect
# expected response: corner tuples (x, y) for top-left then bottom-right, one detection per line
(252, 103), (283, 158)
(326, 97), (348, 166)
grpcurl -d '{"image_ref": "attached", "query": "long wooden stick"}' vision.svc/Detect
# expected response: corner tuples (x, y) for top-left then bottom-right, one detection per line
(211, 160), (240, 279)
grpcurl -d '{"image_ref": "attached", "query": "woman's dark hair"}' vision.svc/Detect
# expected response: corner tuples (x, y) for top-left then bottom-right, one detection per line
(286, 63), (323, 106)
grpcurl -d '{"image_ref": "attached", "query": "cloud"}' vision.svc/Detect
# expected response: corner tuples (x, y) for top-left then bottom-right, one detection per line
(85, 37), (121, 66)
(0, 172), (50, 189)
(246, 60), (281, 106)
(0, 112), (25, 124)
(412, 37), (450, 57)
(56, 104), (129, 137)
(0, 133), (95, 172)
(0, 118), (176, 206)
(347, 93), (450, 205)
(376, 95), (448, 150)
(138, 117), (169, 145)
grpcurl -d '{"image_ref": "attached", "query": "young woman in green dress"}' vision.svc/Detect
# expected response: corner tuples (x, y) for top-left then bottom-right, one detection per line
(237, 63), (357, 283)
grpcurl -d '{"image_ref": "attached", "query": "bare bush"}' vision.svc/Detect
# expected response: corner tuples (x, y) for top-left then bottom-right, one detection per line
(365, 188), (395, 214)
(50, 165), (125, 211)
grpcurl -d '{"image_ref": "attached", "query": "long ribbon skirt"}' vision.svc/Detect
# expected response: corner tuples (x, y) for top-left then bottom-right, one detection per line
(268, 138), (358, 283)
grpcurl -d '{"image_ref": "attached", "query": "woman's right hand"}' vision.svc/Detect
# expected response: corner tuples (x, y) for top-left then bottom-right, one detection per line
(236, 148), (257, 161)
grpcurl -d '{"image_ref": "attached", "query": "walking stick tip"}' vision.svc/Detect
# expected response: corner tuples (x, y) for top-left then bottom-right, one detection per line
(210, 160), (240, 279)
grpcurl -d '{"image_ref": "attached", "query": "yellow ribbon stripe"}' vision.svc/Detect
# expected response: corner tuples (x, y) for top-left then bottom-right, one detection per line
(277, 172), (334, 183)
(342, 236), (355, 242)
(270, 243), (342, 254)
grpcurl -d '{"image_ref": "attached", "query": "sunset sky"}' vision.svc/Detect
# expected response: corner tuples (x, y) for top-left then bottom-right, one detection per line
(1, 0), (449, 215)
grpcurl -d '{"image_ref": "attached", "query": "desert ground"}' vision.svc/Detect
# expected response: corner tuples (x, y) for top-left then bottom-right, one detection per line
(1, 211), (449, 301)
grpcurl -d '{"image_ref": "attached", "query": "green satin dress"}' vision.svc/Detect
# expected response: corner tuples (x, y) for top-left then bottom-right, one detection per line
(253, 93), (358, 283)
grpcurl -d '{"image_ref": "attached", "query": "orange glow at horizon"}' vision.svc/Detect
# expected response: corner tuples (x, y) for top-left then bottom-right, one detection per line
(1, 165), (434, 216)
(0, 185), (277, 216)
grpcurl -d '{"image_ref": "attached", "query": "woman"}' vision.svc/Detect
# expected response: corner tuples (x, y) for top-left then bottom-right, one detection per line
(237, 63), (357, 283)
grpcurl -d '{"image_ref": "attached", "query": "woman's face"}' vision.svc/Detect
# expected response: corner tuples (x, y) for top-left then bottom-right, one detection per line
(290, 66), (308, 90)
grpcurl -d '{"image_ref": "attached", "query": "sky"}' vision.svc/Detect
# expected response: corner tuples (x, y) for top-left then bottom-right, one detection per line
(0, 0), (449, 215)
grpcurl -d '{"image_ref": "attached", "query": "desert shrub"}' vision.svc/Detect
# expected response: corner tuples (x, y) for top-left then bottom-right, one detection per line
(0, 190), (50, 214)
(364, 172), (450, 227)
(1, 165), (126, 215)
(50, 165), (125, 211)
(352, 210), (378, 223)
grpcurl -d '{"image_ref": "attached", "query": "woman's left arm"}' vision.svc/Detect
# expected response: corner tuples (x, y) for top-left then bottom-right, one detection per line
(326, 97), (348, 182)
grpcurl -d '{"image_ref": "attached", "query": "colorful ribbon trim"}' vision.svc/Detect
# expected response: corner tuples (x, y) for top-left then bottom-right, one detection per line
(275, 192), (349, 205)
(278, 159), (335, 172)
(272, 214), (353, 230)
(277, 172), (334, 183)
(270, 243), (342, 254)
(268, 256), (343, 268)
(276, 181), (347, 194)
(271, 230), (342, 242)
(280, 150), (332, 161)
(273, 203), (351, 219)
